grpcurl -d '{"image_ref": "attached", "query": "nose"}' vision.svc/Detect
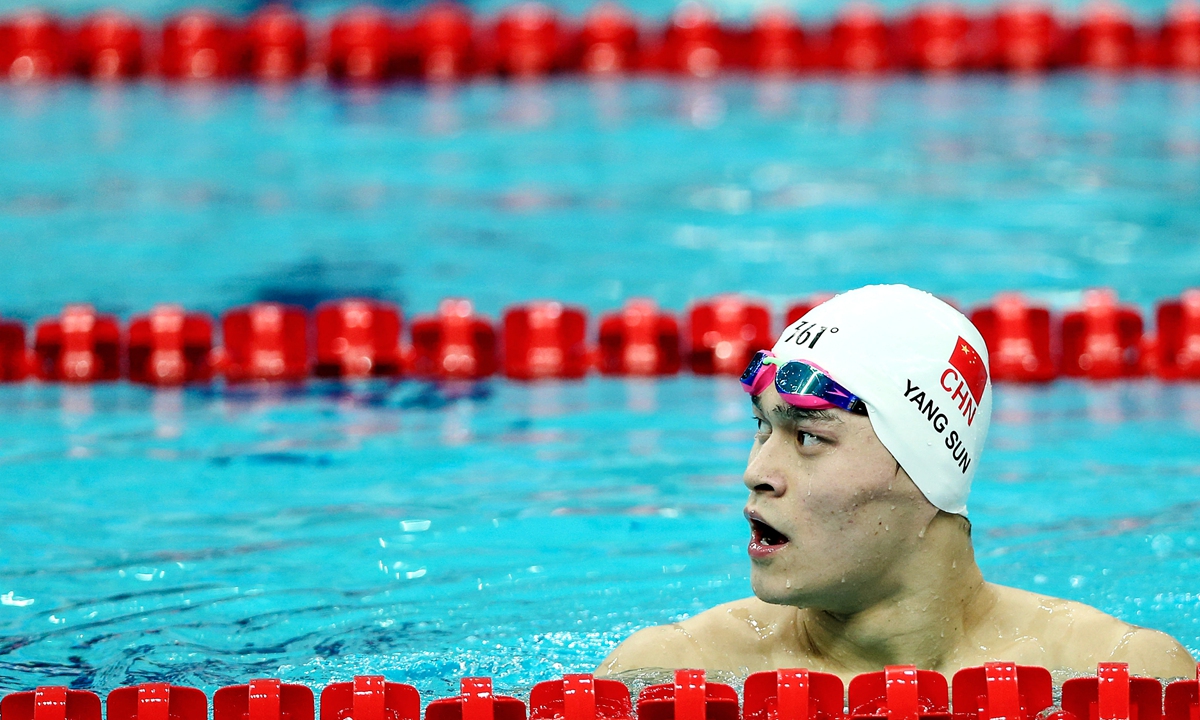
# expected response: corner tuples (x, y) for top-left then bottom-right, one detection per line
(743, 436), (787, 497)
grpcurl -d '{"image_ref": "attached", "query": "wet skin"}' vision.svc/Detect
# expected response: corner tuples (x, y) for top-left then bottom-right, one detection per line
(597, 384), (1197, 682)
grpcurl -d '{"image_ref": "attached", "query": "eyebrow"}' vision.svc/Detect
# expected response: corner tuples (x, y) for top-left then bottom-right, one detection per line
(750, 395), (841, 424)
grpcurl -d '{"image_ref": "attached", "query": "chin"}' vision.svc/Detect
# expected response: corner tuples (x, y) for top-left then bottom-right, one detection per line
(750, 569), (804, 606)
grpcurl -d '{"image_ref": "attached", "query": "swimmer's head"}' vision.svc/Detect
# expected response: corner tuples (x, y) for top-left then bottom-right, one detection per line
(743, 284), (991, 611)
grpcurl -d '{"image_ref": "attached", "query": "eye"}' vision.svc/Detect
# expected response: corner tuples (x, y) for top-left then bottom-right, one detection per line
(797, 430), (822, 447)
(753, 417), (770, 439)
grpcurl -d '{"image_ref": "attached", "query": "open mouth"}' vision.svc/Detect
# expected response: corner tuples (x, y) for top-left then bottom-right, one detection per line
(747, 512), (790, 558)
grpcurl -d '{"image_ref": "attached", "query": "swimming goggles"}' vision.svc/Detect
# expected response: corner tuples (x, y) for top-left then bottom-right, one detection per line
(740, 350), (867, 414)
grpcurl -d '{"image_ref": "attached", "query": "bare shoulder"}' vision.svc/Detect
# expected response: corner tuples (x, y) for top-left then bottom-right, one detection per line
(986, 584), (1196, 678)
(596, 598), (795, 676)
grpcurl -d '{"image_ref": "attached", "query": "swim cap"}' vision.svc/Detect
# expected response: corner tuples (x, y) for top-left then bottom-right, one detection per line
(770, 284), (991, 516)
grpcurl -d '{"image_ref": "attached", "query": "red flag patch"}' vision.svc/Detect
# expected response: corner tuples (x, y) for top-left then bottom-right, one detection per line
(949, 336), (987, 402)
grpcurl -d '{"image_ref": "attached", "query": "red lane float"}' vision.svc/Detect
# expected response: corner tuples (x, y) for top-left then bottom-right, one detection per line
(988, 4), (1065, 72)
(688, 295), (772, 375)
(742, 668), (845, 720)
(597, 299), (682, 376)
(488, 3), (566, 77)
(1061, 663), (1162, 720)
(0, 11), (71, 81)
(898, 4), (978, 72)
(315, 299), (402, 378)
(1160, 2), (1200, 71)
(577, 3), (639, 74)
(246, 5), (308, 81)
(950, 662), (1052, 720)
(214, 679), (314, 720)
(0, 687), (102, 720)
(0, 318), (28, 381)
(425, 678), (525, 720)
(1155, 289), (1200, 380)
(75, 11), (145, 79)
(502, 301), (588, 380)
(1163, 665), (1200, 720)
(160, 10), (241, 80)
(327, 7), (396, 83)
(33, 305), (121, 382)
(409, 2), (476, 81)
(637, 670), (739, 720)
(657, 2), (727, 77)
(221, 303), (308, 382)
(127, 305), (214, 385)
(970, 293), (1055, 383)
(747, 9), (806, 74)
(529, 674), (633, 720)
(320, 676), (419, 720)
(848, 665), (950, 720)
(409, 299), (498, 380)
(1061, 289), (1143, 379)
(1073, 3), (1137, 70)
(107, 684), (207, 720)
(827, 5), (893, 72)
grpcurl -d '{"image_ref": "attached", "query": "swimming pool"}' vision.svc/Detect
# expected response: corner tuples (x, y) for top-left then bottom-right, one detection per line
(2, 76), (1200, 697)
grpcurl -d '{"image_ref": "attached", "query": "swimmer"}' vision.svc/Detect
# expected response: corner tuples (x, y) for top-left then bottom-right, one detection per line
(598, 284), (1196, 682)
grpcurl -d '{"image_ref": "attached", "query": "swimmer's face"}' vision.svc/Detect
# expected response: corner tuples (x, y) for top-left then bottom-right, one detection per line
(744, 384), (939, 614)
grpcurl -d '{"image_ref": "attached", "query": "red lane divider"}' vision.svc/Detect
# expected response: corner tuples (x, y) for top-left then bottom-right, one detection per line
(107, 684), (207, 720)
(530, 673), (633, 720)
(426, 678), (525, 720)
(1, 687), (102, 720)
(3, 289), (1200, 385)
(320, 676), (419, 720)
(8, 2), (1200, 83)
(214, 679), (314, 720)
(1163, 664), (1200, 720)
(950, 662), (1052, 720)
(848, 665), (950, 720)
(743, 668), (845, 720)
(1062, 662), (1164, 720)
(637, 669), (738, 720)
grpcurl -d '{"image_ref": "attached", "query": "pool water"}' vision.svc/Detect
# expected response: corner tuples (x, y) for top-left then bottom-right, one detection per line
(2, 75), (1200, 697)
(1, 378), (1199, 697)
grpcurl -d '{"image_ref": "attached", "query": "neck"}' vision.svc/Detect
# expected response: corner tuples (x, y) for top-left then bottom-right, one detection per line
(794, 513), (991, 673)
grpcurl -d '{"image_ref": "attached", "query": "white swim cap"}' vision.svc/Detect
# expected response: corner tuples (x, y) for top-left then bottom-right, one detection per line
(770, 284), (991, 516)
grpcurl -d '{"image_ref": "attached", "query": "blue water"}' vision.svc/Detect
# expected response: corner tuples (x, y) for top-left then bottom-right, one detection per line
(3, 76), (1200, 698)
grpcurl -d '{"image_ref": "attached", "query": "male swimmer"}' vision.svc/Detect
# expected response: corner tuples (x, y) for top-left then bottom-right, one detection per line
(599, 284), (1195, 681)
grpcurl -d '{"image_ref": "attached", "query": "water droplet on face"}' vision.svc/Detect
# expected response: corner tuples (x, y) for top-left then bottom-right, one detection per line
(951, 560), (957, 569)
(785, 579), (792, 588)
(918, 527), (926, 538)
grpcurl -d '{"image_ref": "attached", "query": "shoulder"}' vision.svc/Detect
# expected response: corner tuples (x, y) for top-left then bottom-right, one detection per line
(596, 598), (793, 676)
(986, 584), (1196, 678)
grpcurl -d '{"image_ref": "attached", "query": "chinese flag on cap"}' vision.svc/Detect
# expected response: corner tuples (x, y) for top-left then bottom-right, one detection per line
(949, 336), (988, 402)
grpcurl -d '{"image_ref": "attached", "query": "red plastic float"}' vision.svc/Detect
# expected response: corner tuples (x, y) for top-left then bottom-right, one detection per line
(848, 665), (951, 720)
(160, 10), (241, 80)
(127, 305), (214, 385)
(327, 7), (396, 83)
(409, 2), (475, 80)
(502, 301), (588, 380)
(314, 299), (402, 378)
(221, 303), (309, 382)
(1163, 664), (1200, 720)
(320, 676), (419, 720)
(1073, 3), (1137, 70)
(658, 2), (726, 77)
(577, 2), (639, 74)
(214, 679), (313, 720)
(75, 11), (145, 79)
(747, 9), (807, 73)
(1155, 289), (1200, 379)
(597, 299), (681, 376)
(742, 669), (846, 720)
(0, 11), (71, 81)
(988, 4), (1064, 71)
(637, 670), (739, 720)
(409, 298), (498, 380)
(33, 304), (121, 382)
(0, 318), (28, 381)
(827, 5), (893, 72)
(1061, 663), (1162, 720)
(1160, 2), (1200, 71)
(1061, 289), (1143, 379)
(107, 684), (207, 720)
(1, 687), (102, 720)
(245, 5), (308, 81)
(898, 4), (978, 72)
(529, 674), (633, 720)
(969, 293), (1056, 383)
(425, 678), (526, 720)
(488, 3), (565, 77)
(950, 662), (1052, 720)
(688, 295), (772, 375)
